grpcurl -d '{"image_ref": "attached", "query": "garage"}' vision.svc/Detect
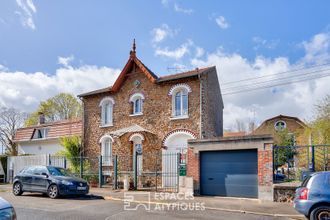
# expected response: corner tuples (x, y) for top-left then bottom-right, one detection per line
(200, 149), (258, 198)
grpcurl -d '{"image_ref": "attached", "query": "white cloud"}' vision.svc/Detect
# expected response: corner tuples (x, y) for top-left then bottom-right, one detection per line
(155, 39), (193, 60)
(215, 16), (229, 29)
(15, 0), (37, 30)
(195, 47), (205, 58)
(302, 32), (330, 64)
(161, 0), (169, 7)
(151, 24), (177, 44)
(0, 62), (120, 112)
(191, 31), (330, 130)
(58, 55), (75, 68)
(174, 3), (194, 14)
(252, 36), (279, 50)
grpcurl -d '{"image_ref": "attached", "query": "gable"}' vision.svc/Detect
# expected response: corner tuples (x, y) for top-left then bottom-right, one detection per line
(111, 51), (158, 92)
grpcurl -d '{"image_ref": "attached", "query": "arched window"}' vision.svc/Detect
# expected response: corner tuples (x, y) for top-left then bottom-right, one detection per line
(169, 84), (191, 118)
(99, 97), (115, 126)
(174, 89), (188, 117)
(129, 93), (145, 115)
(100, 135), (113, 166)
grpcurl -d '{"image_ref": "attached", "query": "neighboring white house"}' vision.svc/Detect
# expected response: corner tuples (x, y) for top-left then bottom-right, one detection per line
(13, 116), (82, 155)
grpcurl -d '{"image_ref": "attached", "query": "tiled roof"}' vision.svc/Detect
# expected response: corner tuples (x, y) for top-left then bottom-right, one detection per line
(223, 131), (246, 137)
(157, 67), (214, 82)
(13, 119), (82, 142)
(78, 66), (215, 97)
(78, 87), (112, 97)
(257, 114), (307, 128)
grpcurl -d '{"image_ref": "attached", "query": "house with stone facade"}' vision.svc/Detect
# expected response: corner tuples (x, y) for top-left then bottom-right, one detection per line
(78, 41), (223, 187)
(253, 114), (309, 145)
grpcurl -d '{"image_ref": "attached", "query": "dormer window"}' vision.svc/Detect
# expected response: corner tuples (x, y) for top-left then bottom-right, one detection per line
(99, 97), (115, 127)
(32, 128), (49, 139)
(168, 84), (192, 119)
(129, 93), (145, 116)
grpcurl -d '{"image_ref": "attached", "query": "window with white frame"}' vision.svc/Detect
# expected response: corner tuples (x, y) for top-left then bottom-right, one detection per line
(129, 93), (145, 115)
(32, 128), (49, 139)
(169, 84), (191, 118)
(99, 97), (114, 126)
(100, 135), (113, 166)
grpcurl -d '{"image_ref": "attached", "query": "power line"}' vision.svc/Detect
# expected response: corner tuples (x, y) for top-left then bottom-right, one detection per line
(222, 67), (330, 91)
(222, 71), (330, 95)
(221, 62), (330, 85)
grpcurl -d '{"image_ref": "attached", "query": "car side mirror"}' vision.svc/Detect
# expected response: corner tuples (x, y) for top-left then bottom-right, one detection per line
(41, 172), (48, 177)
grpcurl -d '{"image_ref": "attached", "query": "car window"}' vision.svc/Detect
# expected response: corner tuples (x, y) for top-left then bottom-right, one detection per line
(47, 167), (71, 176)
(301, 176), (311, 187)
(24, 167), (36, 175)
(33, 166), (48, 175)
(308, 174), (325, 189)
(325, 173), (330, 186)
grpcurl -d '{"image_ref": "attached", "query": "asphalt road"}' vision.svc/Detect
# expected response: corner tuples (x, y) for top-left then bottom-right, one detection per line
(0, 191), (289, 220)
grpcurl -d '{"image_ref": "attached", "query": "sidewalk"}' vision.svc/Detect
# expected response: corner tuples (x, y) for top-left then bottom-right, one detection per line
(0, 184), (303, 218)
(89, 187), (303, 218)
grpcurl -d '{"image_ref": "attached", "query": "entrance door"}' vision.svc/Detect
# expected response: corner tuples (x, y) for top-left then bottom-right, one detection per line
(162, 131), (195, 188)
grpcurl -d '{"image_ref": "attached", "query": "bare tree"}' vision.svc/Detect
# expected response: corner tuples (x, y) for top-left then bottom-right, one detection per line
(0, 107), (27, 156)
(236, 119), (246, 132)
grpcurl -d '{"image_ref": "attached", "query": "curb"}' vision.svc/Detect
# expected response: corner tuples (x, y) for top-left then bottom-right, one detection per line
(103, 196), (305, 219)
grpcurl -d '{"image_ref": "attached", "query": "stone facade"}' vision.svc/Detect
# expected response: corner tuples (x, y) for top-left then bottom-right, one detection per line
(79, 47), (223, 178)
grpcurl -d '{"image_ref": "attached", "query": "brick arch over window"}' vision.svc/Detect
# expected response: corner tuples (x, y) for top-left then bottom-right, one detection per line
(161, 129), (197, 148)
(168, 84), (192, 96)
(129, 133), (145, 142)
(99, 97), (115, 106)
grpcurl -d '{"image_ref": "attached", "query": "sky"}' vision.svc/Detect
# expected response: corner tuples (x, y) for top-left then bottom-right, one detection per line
(0, 0), (330, 130)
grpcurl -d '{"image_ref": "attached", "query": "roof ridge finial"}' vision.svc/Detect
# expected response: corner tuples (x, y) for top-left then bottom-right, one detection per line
(130, 39), (136, 57)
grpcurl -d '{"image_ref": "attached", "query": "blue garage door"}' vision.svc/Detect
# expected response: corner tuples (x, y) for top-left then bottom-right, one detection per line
(200, 149), (258, 198)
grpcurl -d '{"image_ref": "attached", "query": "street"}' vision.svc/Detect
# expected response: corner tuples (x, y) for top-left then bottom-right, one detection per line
(0, 191), (289, 220)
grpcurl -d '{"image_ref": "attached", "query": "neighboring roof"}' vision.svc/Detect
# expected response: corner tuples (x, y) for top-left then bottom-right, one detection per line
(78, 41), (215, 98)
(78, 86), (112, 97)
(223, 131), (246, 137)
(109, 124), (155, 137)
(14, 119), (82, 143)
(254, 114), (307, 133)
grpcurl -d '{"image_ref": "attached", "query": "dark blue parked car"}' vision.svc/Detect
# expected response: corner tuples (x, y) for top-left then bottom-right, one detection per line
(294, 171), (330, 220)
(12, 166), (89, 199)
(0, 197), (16, 220)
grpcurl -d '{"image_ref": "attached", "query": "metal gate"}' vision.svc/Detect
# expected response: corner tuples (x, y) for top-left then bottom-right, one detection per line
(273, 145), (330, 182)
(112, 152), (184, 192)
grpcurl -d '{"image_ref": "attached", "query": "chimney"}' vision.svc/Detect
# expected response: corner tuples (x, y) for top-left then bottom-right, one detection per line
(38, 112), (45, 125)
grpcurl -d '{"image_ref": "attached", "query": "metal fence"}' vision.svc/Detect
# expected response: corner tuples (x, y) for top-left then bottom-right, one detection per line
(7, 152), (186, 192)
(273, 145), (330, 182)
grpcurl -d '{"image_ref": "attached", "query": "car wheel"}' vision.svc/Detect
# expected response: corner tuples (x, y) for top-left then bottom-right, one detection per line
(13, 182), (23, 196)
(310, 206), (330, 220)
(48, 184), (59, 199)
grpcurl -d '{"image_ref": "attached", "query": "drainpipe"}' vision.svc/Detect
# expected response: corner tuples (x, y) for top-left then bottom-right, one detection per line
(78, 96), (85, 157)
(198, 73), (202, 139)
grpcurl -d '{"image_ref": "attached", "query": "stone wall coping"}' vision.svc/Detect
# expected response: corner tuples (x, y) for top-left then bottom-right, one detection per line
(188, 134), (273, 144)
(273, 182), (301, 189)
